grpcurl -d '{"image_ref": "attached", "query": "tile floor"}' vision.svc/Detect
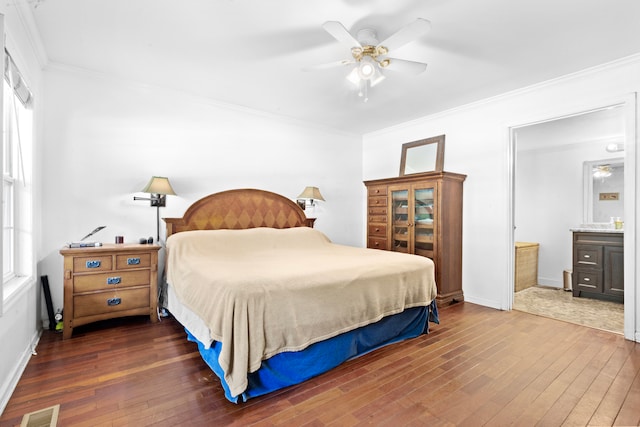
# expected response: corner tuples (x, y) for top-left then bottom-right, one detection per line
(513, 286), (624, 334)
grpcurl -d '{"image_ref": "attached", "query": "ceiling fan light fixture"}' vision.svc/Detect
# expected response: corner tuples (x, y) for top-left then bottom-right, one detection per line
(370, 71), (386, 87)
(346, 67), (360, 86)
(593, 165), (612, 178)
(324, 19), (430, 100)
(357, 57), (377, 80)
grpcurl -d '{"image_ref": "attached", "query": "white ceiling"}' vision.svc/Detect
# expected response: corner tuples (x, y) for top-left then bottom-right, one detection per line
(26, 0), (640, 134)
(515, 106), (626, 151)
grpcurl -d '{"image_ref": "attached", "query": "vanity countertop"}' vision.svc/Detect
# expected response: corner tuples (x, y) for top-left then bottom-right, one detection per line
(570, 227), (623, 233)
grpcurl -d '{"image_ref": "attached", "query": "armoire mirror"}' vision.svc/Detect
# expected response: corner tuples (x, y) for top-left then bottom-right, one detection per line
(399, 135), (445, 176)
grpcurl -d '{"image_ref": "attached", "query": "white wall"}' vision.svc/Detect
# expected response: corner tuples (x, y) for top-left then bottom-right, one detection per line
(38, 66), (364, 322)
(363, 55), (640, 334)
(0, 5), (44, 414)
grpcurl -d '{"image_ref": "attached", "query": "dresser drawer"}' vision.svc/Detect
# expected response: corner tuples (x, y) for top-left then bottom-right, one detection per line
(368, 196), (388, 207)
(116, 253), (151, 270)
(367, 186), (387, 197)
(74, 270), (151, 293)
(74, 288), (150, 318)
(368, 237), (387, 250)
(368, 206), (388, 216)
(369, 216), (387, 225)
(73, 255), (113, 273)
(368, 224), (387, 237)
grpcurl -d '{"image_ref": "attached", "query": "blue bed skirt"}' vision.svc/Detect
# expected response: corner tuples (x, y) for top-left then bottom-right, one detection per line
(186, 300), (439, 403)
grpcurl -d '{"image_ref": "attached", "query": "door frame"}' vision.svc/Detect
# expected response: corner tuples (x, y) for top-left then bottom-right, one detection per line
(506, 93), (637, 342)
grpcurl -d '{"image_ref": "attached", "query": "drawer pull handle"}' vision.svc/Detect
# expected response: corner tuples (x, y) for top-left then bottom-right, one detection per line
(127, 257), (141, 265)
(86, 260), (101, 269)
(107, 277), (121, 285)
(584, 255), (590, 259)
(107, 297), (121, 306)
(584, 278), (590, 282)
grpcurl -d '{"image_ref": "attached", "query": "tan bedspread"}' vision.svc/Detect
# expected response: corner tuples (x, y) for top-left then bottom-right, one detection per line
(166, 227), (436, 398)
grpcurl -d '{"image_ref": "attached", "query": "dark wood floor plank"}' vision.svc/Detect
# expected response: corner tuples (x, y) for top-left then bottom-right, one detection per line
(1, 303), (639, 427)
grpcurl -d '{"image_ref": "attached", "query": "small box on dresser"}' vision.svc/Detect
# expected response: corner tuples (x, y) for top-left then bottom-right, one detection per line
(59, 243), (161, 339)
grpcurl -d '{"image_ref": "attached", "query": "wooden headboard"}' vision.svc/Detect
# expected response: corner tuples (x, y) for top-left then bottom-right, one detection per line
(163, 188), (308, 238)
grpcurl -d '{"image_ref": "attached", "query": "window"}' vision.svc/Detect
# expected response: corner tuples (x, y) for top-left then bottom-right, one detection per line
(2, 49), (34, 308)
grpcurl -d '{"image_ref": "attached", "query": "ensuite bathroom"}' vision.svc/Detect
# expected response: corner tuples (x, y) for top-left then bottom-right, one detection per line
(512, 105), (625, 333)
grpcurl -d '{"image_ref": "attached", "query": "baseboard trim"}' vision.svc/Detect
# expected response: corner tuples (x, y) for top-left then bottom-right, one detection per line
(0, 328), (41, 415)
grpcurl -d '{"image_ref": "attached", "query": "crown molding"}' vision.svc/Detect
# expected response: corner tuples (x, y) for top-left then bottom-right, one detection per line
(366, 53), (640, 139)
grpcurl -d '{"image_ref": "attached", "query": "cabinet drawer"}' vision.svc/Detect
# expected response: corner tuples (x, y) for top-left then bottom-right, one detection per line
(116, 253), (151, 270)
(74, 270), (151, 293)
(574, 245), (603, 269)
(368, 206), (388, 216)
(368, 196), (388, 207)
(368, 237), (387, 250)
(368, 224), (387, 237)
(367, 186), (387, 197)
(574, 269), (603, 293)
(74, 287), (150, 318)
(73, 255), (113, 273)
(369, 216), (387, 224)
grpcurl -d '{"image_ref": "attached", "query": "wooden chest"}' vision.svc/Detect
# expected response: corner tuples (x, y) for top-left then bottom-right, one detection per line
(60, 244), (161, 339)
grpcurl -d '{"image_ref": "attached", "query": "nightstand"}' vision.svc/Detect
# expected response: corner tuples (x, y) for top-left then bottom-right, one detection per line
(59, 243), (161, 339)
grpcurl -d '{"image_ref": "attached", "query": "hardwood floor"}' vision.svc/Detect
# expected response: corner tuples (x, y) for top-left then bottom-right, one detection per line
(1, 302), (639, 426)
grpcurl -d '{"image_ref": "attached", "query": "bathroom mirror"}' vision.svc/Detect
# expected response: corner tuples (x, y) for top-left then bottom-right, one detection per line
(399, 135), (445, 176)
(583, 158), (624, 223)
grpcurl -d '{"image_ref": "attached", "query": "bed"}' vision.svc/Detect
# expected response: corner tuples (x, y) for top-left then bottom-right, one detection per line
(163, 188), (439, 403)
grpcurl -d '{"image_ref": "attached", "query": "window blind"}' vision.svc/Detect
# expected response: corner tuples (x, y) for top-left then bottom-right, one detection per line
(4, 49), (32, 106)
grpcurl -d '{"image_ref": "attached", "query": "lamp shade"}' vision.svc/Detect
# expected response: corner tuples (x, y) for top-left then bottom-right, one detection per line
(141, 176), (176, 195)
(297, 186), (325, 201)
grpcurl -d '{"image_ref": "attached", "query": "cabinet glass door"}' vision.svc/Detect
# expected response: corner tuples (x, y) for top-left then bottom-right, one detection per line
(391, 189), (410, 253)
(414, 187), (435, 258)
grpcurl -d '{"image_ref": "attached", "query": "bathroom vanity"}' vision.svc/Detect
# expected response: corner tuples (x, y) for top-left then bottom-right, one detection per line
(571, 229), (623, 302)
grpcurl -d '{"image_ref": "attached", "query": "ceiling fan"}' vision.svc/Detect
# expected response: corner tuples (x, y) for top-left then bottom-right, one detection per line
(307, 18), (431, 101)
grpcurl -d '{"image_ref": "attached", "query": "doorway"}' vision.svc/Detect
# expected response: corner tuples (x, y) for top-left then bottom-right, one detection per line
(511, 105), (626, 334)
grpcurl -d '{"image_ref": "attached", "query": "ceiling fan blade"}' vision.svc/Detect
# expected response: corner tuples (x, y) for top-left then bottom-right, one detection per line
(383, 58), (428, 75)
(302, 59), (355, 72)
(379, 18), (431, 51)
(322, 21), (362, 50)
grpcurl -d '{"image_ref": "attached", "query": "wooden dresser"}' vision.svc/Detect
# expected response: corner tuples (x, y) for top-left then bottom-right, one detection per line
(60, 244), (161, 339)
(364, 171), (466, 306)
